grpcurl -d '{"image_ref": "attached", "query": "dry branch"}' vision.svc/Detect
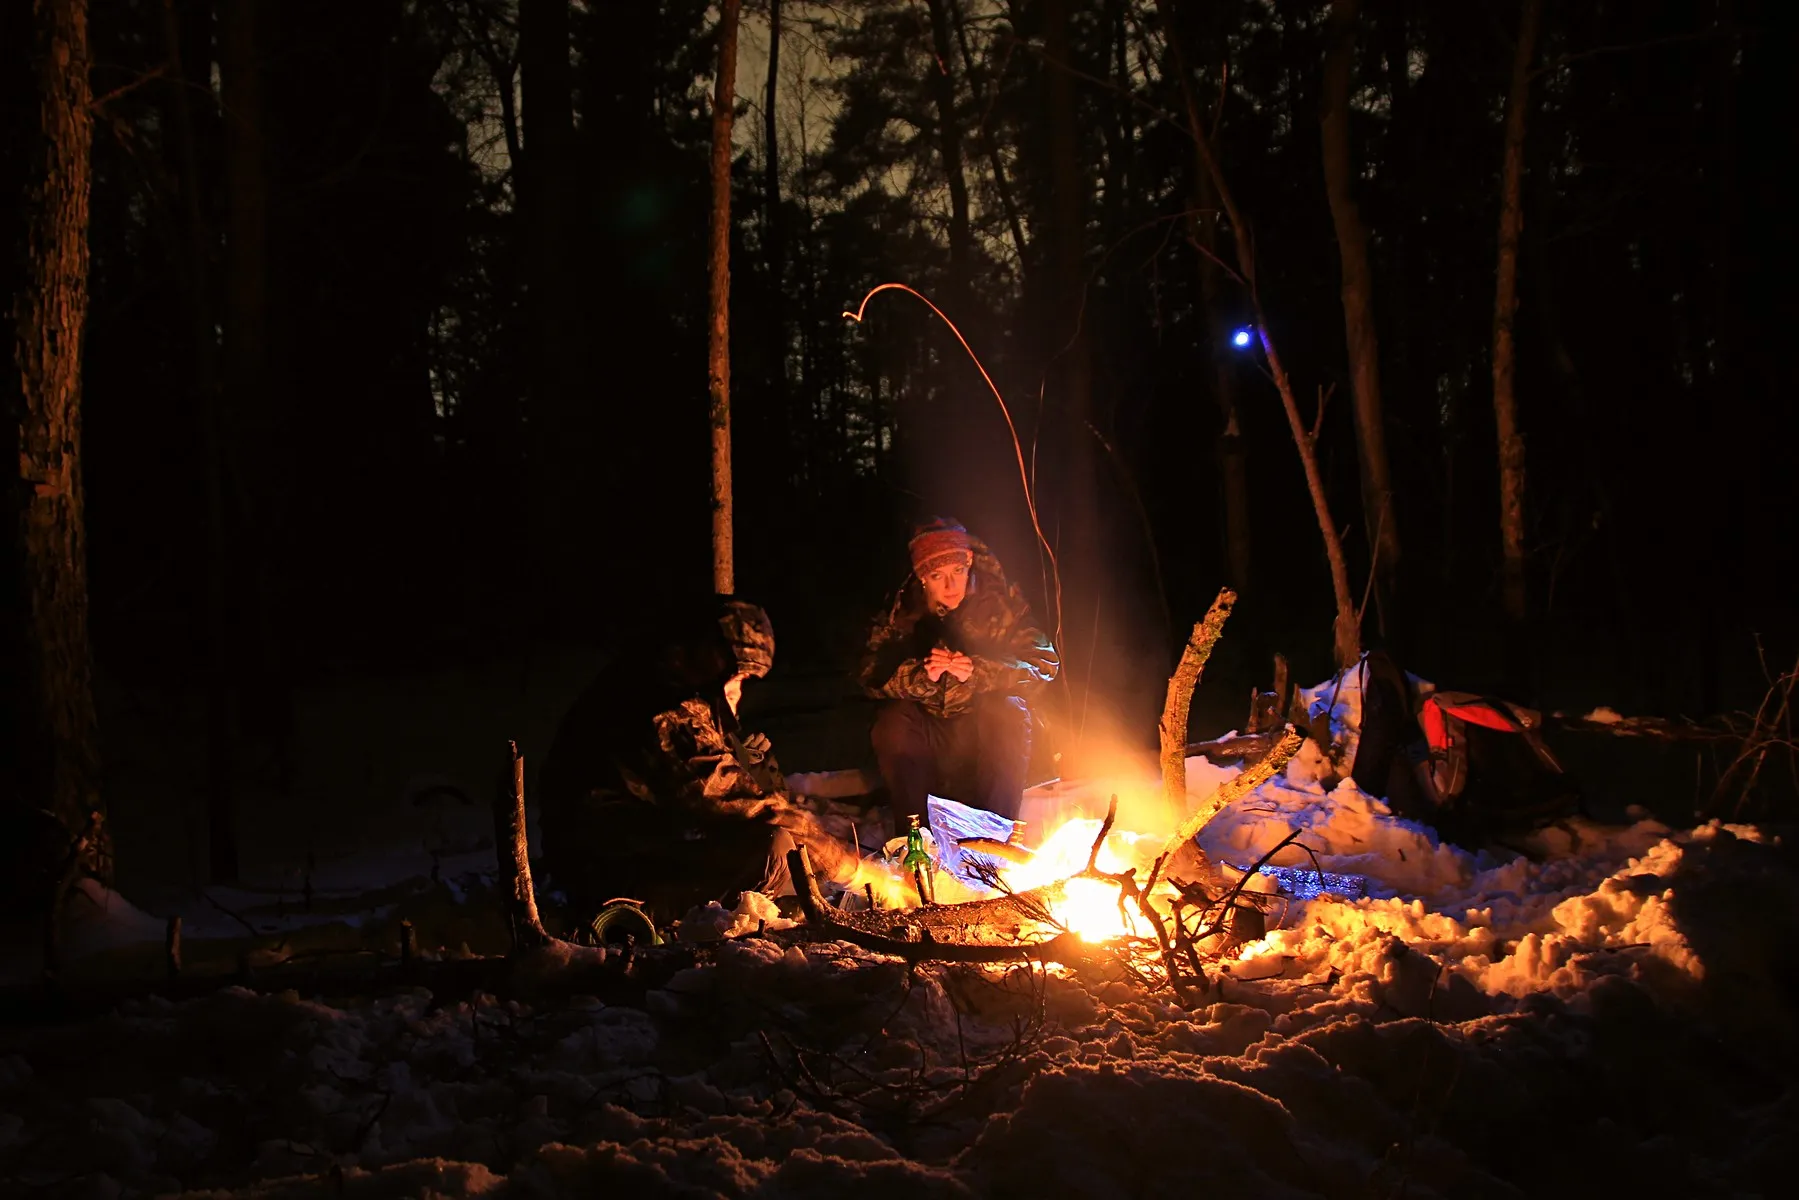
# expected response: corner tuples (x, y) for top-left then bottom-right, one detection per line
(785, 847), (1090, 965)
(494, 741), (549, 952)
(1086, 794), (1120, 874)
(1161, 728), (1304, 862)
(1185, 730), (1283, 763)
(1161, 588), (1237, 808)
(1190, 827), (1306, 948)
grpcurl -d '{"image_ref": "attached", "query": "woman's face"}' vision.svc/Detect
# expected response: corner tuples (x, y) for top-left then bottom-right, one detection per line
(921, 559), (970, 612)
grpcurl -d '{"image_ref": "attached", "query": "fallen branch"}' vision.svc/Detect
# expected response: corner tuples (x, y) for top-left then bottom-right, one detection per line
(786, 847), (1091, 965)
(1546, 713), (1744, 743)
(1161, 588), (1237, 809)
(1183, 730), (1283, 763)
(1191, 827), (1307, 948)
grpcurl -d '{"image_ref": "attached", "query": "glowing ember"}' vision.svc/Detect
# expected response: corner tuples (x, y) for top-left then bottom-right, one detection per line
(1056, 876), (1137, 942)
(993, 815), (1167, 943)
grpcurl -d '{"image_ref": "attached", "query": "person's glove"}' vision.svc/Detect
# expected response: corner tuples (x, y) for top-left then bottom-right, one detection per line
(740, 731), (772, 765)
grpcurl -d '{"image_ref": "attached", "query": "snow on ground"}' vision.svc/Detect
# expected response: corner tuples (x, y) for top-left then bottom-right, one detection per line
(4, 671), (1798, 1197)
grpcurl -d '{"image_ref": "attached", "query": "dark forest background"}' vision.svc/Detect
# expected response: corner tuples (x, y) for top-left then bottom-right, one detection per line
(5, 0), (1797, 873)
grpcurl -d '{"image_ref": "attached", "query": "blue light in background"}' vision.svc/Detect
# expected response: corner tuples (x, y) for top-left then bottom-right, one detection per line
(1232, 328), (1254, 349)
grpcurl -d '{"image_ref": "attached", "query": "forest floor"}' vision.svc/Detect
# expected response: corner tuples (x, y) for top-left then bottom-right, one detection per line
(2, 668), (1797, 1198)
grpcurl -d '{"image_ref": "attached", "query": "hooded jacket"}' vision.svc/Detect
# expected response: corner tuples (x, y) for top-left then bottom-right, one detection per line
(858, 536), (1059, 719)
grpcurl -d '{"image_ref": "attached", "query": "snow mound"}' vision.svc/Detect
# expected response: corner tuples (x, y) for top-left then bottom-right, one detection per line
(1, 819), (1793, 1199)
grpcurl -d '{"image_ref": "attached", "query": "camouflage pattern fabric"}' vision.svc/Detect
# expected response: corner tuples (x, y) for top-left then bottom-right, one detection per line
(540, 599), (855, 923)
(718, 599), (774, 678)
(858, 536), (1059, 719)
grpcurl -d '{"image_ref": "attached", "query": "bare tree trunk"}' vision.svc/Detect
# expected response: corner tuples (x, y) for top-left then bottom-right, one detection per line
(497, 742), (548, 950)
(1044, 0), (1089, 417)
(1321, 0), (1400, 603)
(1493, 0), (1544, 623)
(13, 0), (104, 865)
(763, 0), (784, 395)
(518, 0), (578, 620)
(708, 0), (741, 595)
(491, 55), (521, 169)
(949, 0), (1028, 269)
(1190, 142), (1253, 593)
(1159, 0), (1360, 668)
(1042, 0), (1104, 728)
(220, 0), (296, 857)
(923, 0), (972, 296)
(163, 0), (239, 884)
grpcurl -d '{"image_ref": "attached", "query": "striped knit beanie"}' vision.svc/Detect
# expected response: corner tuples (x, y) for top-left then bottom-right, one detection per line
(908, 518), (973, 578)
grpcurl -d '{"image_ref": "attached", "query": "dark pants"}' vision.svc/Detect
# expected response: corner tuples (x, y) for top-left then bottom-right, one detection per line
(871, 695), (1031, 825)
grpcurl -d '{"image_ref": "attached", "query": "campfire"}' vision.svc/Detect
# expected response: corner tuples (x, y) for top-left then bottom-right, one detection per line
(781, 588), (1320, 1003)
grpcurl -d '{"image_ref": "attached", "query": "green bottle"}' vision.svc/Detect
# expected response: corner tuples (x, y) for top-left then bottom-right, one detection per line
(903, 813), (935, 904)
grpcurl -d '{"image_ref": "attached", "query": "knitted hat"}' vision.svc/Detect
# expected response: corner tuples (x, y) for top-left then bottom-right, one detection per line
(717, 600), (775, 678)
(908, 518), (973, 578)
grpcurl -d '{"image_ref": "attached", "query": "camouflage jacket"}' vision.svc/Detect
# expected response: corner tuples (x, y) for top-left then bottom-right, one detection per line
(539, 614), (792, 843)
(636, 696), (787, 822)
(858, 537), (1059, 719)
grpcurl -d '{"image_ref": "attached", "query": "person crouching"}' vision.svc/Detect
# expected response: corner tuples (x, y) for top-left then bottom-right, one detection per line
(539, 598), (860, 928)
(859, 518), (1060, 827)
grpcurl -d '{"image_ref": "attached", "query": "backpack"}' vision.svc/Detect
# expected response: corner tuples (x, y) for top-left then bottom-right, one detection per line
(1351, 652), (1579, 838)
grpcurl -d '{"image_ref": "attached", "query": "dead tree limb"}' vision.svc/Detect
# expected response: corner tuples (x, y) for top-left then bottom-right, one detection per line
(495, 741), (549, 952)
(1085, 794), (1119, 874)
(1185, 731), (1282, 763)
(1155, 0), (1362, 668)
(1161, 588), (1237, 808)
(1161, 728), (1304, 862)
(1191, 827), (1306, 948)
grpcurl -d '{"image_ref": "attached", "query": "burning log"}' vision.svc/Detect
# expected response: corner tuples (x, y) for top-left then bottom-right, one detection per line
(494, 741), (550, 952)
(955, 836), (1034, 865)
(1161, 589), (1237, 809)
(785, 846), (1091, 965)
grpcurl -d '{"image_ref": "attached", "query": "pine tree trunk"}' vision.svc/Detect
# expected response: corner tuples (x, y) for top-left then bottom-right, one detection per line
(923, 0), (972, 297)
(1321, 0), (1400, 599)
(763, 0), (784, 424)
(708, 0), (741, 596)
(13, 0), (103, 863)
(518, 0), (578, 622)
(164, 0), (240, 883)
(1193, 149), (1252, 594)
(949, 0), (1028, 269)
(1044, 0), (1089, 420)
(219, 0), (272, 883)
(1042, 0), (1101, 724)
(1493, 0), (1543, 624)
